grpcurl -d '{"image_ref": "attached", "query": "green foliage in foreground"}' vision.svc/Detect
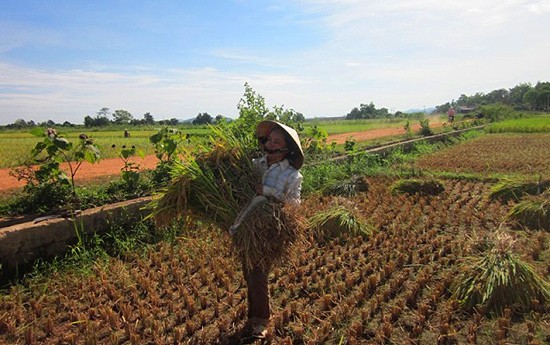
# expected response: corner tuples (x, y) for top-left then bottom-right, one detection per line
(485, 115), (550, 133)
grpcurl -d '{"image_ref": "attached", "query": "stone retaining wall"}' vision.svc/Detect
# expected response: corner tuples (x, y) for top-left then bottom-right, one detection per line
(0, 197), (152, 276)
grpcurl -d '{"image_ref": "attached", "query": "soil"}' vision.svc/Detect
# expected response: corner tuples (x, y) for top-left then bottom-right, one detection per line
(0, 120), (446, 194)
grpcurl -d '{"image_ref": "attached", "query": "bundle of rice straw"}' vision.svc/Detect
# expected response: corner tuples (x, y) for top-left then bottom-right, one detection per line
(232, 201), (306, 270)
(150, 125), (305, 270)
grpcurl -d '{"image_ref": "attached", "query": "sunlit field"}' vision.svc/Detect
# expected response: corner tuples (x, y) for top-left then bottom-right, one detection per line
(1, 128), (548, 344)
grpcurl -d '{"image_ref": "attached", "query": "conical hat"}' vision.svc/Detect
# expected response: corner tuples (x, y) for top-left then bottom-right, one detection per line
(255, 120), (304, 170)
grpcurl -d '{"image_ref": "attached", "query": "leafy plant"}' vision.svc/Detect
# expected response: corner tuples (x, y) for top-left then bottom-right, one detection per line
(344, 137), (356, 152)
(418, 119), (433, 136)
(404, 120), (412, 138)
(149, 127), (187, 185)
(9, 129), (101, 214)
(30, 129), (100, 196)
(111, 144), (143, 189)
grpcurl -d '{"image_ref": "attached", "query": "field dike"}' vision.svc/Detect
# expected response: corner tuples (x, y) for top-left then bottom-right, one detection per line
(0, 126), (482, 276)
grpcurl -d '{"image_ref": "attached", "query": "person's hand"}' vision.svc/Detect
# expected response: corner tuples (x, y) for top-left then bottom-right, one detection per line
(255, 184), (263, 195)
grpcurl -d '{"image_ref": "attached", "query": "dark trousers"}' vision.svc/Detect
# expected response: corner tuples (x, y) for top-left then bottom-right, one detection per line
(242, 264), (271, 326)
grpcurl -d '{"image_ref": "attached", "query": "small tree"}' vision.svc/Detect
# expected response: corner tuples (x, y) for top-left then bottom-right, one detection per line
(112, 109), (133, 124)
(11, 129), (101, 213)
(29, 129), (101, 196)
(193, 112), (213, 125)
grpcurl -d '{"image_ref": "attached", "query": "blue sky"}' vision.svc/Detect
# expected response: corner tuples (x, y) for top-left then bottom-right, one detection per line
(1, 0), (549, 125)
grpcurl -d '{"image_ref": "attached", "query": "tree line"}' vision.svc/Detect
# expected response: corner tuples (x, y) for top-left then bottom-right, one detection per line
(3, 81), (549, 129)
(345, 81), (550, 120)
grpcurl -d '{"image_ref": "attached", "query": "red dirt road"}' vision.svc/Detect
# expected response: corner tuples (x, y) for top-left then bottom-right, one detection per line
(0, 120), (445, 193)
(0, 157), (160, 194)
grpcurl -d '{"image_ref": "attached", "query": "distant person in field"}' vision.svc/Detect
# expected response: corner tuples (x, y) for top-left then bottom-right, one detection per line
(447, 107), (456, 123)
(229, 120), (303, 339)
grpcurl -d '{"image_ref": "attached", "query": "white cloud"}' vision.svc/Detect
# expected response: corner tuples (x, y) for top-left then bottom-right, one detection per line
(0, 1), (549, 124)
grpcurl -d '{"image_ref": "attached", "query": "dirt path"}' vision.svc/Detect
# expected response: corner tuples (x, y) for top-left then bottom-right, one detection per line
(0, 119), (446, 193)
(0, 157), (160, 194)
(325, 120), (444, 145)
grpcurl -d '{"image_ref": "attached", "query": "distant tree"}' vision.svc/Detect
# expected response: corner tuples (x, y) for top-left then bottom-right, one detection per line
(346, 101), (388, 119)
(168, 118), (179, 126)
(112, 109), (133, 124)
(271, 106), (305, 130)
(214, 114), (227, 124)
(534, 81), (550, 111)
(486, 88), (509, 104)
(12, 119), (28, 128)
(193, 112), (213, 125)
(97, 107), (110, 119)
(236, 82), (269, 133)
(523, 90), (538, 110)
(508, 83), (532, 109)
(84, 115), (94, 128)
(143, 112), (155, 125)
(95, 116), (110, 127)
(62, 121), (74, 127)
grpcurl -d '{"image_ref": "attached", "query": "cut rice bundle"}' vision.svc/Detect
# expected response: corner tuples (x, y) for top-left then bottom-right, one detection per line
(150, 125), (304, 269)
(507, 191), (550, 231)
(232, 202), (306, 271)
(151, 127), (258, 228)
(308, 203), (372, 243)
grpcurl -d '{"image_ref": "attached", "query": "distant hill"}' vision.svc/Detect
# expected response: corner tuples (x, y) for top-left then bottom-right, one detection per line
(404, 107), (436, 114)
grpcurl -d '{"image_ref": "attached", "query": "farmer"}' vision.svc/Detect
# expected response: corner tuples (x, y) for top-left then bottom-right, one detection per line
(232, 120), (303, 339)
(447, 107), (456, 123)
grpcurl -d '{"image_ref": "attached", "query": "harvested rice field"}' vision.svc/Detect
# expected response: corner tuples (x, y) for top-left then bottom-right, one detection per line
(416, 133), (550, 176)
(1, 132), (549, 344)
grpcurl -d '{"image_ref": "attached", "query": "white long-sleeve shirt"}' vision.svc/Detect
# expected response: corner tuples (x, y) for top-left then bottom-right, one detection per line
(253, 155), (302, 204)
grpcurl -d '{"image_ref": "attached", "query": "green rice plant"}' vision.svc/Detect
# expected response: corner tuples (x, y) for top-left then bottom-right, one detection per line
(389, 178), (444, 196)
(453, 230), (550, 314)
(507, 191), (550, 231)
(308, 203), (373, 242)
(489, 177), (550, 203)
(485, 116), (550, 133)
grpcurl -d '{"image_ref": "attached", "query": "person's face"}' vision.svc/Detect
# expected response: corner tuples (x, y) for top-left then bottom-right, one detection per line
(266, 128), (288, 163)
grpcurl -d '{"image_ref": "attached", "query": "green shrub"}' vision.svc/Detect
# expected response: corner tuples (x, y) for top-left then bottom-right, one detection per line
(478, 104), (516, 122)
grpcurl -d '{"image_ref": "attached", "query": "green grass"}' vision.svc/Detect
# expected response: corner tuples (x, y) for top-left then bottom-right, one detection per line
(485, 115), (550, 133)
(0, 126), (210, 168)
(304, 116), (442, 135)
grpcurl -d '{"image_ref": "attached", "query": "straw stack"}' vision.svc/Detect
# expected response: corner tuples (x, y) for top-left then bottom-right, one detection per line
(150, 126), (305, 270)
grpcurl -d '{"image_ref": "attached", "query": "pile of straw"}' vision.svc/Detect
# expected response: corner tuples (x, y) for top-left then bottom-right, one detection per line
(150, 126), (304, 270)
(232, 202), (306, 270)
